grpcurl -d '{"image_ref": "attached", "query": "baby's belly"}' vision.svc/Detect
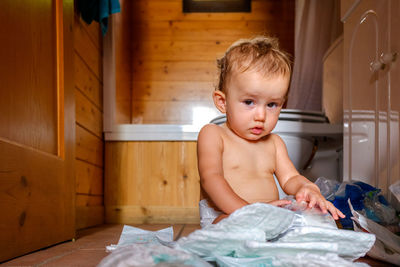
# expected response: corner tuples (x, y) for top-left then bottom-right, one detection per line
(228, 176), (279, 203)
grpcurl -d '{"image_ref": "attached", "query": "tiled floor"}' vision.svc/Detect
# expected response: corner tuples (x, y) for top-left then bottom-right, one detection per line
(1, 224), (394, 267)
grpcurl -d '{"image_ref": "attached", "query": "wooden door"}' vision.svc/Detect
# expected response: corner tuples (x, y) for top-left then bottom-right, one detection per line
(0, 0), (74, 261)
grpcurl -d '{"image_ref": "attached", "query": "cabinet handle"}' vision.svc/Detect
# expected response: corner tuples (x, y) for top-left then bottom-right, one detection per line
(370, 60), (385, 72)
(380, 52), (397, 64)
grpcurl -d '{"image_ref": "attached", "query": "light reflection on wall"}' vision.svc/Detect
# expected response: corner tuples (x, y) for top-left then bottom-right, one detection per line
(192, 106), (221, 127)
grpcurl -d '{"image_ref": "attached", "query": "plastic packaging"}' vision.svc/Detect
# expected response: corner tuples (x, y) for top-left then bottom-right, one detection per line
(199, 199), (222, 228)
(282, 195), (337, 229)
(315, 177), (398, 229)
(363, 190), (398, 225)
(349, 199), (400, 266)
(315, 177), (340, 201)
(176, 202), (375, 265)
(99, 243), (212, 267)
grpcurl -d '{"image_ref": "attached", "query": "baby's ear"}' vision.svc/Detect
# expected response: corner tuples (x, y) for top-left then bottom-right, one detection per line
(213, 90), (227, 113)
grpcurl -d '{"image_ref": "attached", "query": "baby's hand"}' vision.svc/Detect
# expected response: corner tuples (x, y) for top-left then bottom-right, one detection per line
(266, 199), (292, 207)
(295, 184), (345, 220)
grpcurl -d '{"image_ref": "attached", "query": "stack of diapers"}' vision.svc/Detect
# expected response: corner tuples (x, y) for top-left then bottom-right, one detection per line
(99, 199), (375, 267)
(176, 200), (375, 266)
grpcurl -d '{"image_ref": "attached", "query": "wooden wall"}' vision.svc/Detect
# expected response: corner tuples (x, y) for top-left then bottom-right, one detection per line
(115, 0), (295, 124)
(74, 14), (104, 229)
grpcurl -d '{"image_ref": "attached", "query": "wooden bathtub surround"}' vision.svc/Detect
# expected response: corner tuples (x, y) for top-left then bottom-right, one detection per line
(105, 141), (200, 224)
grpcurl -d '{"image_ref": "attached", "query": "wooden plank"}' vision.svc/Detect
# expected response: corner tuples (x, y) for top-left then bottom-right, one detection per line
(74, 53), (103, 110)
(75, 89), (103, 138)
(105, 142), (200, 207)
(130, 20), (294, 43)
(105, 205), (199, 224)
(76, 194), (103, 206)
(132, 40), (230, 62)
(132, 61), (218, 82)
(76, 14), (102, 51)
(131, 100), (218, 124)
(131, 81), (214, 101)
(76, 206), (104, 230)
(76, 124), (103, 167)
(115, 100), (132, 124)
(75, 159), (103, 195)
(74, 17), (102, 81)
(130, 0), (294, 22)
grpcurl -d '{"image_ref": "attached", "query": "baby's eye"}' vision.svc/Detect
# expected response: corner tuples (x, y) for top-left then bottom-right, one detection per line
(267, 102), (278, 108)
(243, 99), (254, 106)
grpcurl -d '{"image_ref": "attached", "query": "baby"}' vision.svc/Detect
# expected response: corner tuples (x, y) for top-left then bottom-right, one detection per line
(197, 36), (345, 226)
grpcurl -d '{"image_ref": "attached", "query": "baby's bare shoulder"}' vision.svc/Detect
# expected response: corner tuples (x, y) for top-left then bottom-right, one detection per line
(198, 123), (223, 137)
(198, 123), (225, 144)
(265, 133), (286, 147)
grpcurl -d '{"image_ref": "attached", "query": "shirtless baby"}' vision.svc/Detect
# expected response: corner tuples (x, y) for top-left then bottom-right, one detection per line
(197, 36), (345, 226)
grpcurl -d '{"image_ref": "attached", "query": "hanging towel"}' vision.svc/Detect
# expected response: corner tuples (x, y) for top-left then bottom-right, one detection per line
(76, 0), (121, 35)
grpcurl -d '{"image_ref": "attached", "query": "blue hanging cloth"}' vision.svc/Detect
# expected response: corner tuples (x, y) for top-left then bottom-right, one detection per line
(76, 0), (121, 35)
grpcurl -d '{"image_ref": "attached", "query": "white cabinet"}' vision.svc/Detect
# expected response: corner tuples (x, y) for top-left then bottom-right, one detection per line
(342, 0), (399, 201)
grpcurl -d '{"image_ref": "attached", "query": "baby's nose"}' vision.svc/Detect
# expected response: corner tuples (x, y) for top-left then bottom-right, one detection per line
(254, 107), (266, 121)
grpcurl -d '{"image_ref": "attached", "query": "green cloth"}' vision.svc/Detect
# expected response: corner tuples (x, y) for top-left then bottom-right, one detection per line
(76, 0), (120, 35)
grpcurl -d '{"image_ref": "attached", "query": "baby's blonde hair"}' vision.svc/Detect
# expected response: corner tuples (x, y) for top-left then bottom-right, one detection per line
(217, 36), (292, 93)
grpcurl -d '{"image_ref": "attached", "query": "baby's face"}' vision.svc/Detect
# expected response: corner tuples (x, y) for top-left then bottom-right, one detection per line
(224, 71), (289, 141)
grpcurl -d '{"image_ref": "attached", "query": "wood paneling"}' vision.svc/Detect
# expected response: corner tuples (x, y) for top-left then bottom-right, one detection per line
(74, 13), (104, 229)
(130, 0), (294, 22)
(115, 0), (295, 124)
(132, 61), (218, 82)
(75, 159), (103, 195)
(74, 16), (103, 81)
(75, 89), (103, 138)
(105, 141), (200, 224)
(130, 21), (294, 42)
(74, 53), (103, 110)
(76, 206), (104, 230)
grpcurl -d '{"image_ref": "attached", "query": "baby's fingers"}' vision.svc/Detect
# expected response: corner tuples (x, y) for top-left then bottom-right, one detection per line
(268, 199), (292, 207)
(326, 202), (345, 220)
(308, 196), (317, 209)
(316, 199), (328, 214)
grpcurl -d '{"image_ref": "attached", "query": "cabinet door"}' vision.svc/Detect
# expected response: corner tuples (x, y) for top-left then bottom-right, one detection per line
(343, 0), (389, 189)
(0, 0), (74, 261)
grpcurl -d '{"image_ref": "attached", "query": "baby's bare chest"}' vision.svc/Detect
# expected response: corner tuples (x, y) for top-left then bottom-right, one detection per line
(222, 138), (276, 177)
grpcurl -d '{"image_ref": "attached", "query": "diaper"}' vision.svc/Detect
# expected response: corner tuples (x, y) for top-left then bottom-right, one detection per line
(199, 199), (222, 228)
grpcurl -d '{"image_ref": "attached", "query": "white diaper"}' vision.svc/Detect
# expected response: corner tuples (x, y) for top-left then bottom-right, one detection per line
(199, 199), (222, 228)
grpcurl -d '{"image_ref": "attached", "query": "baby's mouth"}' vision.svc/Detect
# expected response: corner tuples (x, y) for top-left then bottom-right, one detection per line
(250, 127), (264, 135)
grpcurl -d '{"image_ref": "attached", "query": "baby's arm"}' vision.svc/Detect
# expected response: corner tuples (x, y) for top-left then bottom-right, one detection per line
(272, 134), (345, 220)
(197, 124), (248, 215)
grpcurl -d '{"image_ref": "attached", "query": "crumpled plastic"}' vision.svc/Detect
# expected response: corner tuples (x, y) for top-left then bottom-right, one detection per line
(350, 199), (400, 266)
(176, 201), (375, 266)
(315, 177), (399, 228)
(99, 201), (375, 267)
(99, 225), (211, 267)
(105, 225), (174, 252)
(99, 243), (212, 267)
